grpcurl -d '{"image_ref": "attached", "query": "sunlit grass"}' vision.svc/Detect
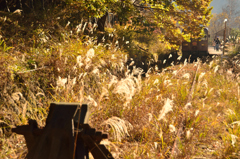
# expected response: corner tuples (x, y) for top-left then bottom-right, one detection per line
(1, 13), (240, 159)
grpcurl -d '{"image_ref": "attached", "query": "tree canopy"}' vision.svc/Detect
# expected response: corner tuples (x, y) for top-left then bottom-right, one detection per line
(0, 0), (213, 48)
(208, 0), (240, 42)
(144, 0), (213, 47)
(74, 0), (212, 48)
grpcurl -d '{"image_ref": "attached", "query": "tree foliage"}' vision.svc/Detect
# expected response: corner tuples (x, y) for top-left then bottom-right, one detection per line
(142, 0), (212, 48)
(209, 0), (240, 39)
(0, 0), (213, 48)
(221, 0), (240, 28)
(63, 0), (213, 48)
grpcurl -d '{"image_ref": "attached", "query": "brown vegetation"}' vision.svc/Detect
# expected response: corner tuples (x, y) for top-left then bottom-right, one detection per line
(1, 6), (240, 159)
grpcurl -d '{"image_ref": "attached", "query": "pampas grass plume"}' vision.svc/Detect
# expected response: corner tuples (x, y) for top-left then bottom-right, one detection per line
(158, 98), (173, 121)
(101, 117), (133, 142)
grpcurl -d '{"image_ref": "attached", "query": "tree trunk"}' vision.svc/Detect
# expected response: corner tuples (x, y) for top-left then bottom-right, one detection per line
(97, 12), (108, 44)
(97, 12), (108, 32)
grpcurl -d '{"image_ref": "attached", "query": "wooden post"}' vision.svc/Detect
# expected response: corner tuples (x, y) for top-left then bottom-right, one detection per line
(223, 20), (227, 55)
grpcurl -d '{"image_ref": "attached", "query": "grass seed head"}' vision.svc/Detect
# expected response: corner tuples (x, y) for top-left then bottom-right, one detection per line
(86, 48), (95, 59)
(169, 124), (176, 133)
(231, 134), (238, 147)
(214, 65), (219, 73)
(57, 76), (67, 89)
(158, 98), (173, 121)
(101, 116), (133, 142)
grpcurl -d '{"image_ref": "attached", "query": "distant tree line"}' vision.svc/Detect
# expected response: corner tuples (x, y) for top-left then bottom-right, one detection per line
(209, 0), (240, 43)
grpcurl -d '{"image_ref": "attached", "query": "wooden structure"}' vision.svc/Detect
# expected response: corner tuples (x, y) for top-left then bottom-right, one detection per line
(12, 103), (114, 159)
(182, 28), (209, 59)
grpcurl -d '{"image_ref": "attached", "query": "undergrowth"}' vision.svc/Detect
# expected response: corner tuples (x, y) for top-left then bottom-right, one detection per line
(1, 7), (240, 159)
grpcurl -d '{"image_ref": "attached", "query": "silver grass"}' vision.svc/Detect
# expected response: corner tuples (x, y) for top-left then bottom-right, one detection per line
(124, 55), (128, 63)
(131, 67), (143, 76)
(36, 92), (45, 97)
(56, 76), (67, 88)
(82, 22), (88, 33)
(163, 79), (172, 87)
(11, 92), (23, 102)
(86, 48), (95, 59)
(159, 128), (163, 138)
(214, 65), (219, 73)
(100, 139), (120, 158)
(84, 58), (92, 69)
(182, 73), (190, 80)
(199, 72), (206, 81)
(119, 61), (124, 72)
(172, 70), (178, 76)
(177, 55), (182, 60)
(66, 76), (76, 90)
(158, 98), (173, 121)
(78, 72), (87, 80)
(100, 59), (107, 66)
(114, 67), (142, 107)
(108, 75), (118, 88)
(92, 68), (99, 75)
(184, 58), (188, 66)
(145, 68), (152, 78)
(93, 23), (98, 30)
(129, 61), (135, 66)
(231, 121), (240, 126)
(227, 69), (233, 75)
(148, 113), (153, 122)
(101, 117), (133, 142)
(98, 87), (109, 104)
(114, 77), (137, 106)
(209, 61), (214, 68)
(102, 36), (105, 42)
(65, 21), (70, 28)
(76, 21), (83, 34)
(154, 142), (158, 149)
(85, 95), (98, 107)
(226, 109), (235, 115)
(208, 88), (214, 94)
(64, 57), (68, 64)
(202, 101), (205, 108)
(202, 79), (208, 88)
(153, 79), (159, 85)
(59, 48), (63, 60)
(156, 95), (162, 100)
(169, 124), (176, 133)
(111, 54), (116, 59)
(153, 53), (158, 62)
(186, 130), (191, 139)
(184, 102), (192, 109)
(163, 59), (166, 64)
(231, 134), (238, 147)
(195, 110), (200, 117)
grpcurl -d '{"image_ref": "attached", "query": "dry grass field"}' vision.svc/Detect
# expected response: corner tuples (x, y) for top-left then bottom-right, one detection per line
(1, 11), (240, 159)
